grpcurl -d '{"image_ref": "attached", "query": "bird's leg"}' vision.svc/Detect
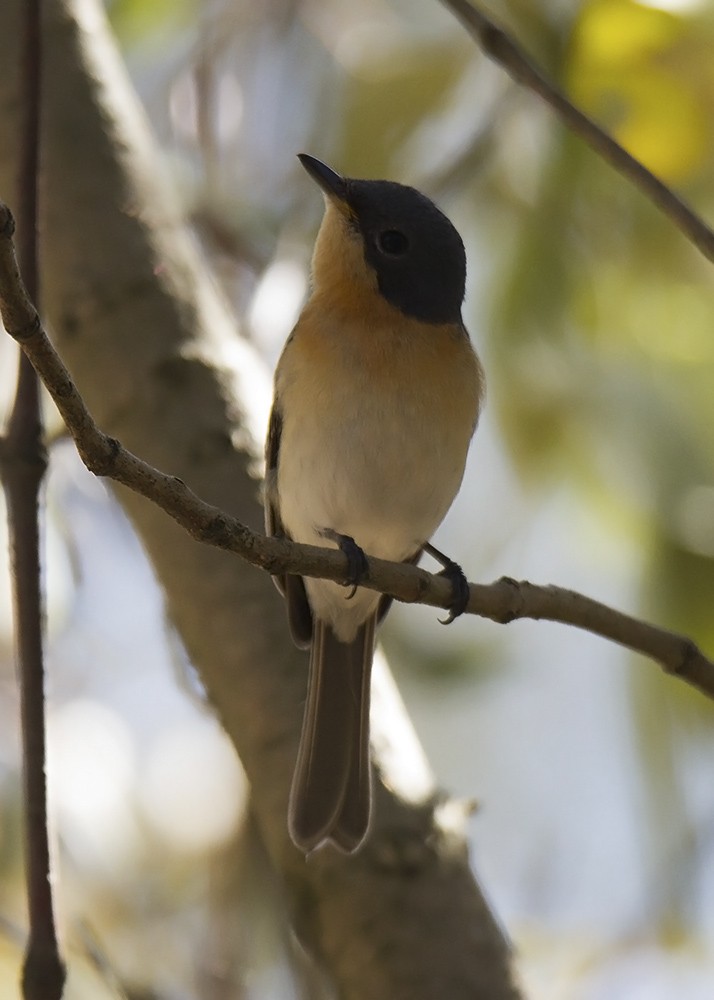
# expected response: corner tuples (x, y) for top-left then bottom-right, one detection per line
(423, 542), (470, 624)
(321, 529), (369, 599)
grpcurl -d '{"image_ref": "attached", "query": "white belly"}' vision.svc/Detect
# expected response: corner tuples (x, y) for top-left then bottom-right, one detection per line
(277, 377), (471, 639)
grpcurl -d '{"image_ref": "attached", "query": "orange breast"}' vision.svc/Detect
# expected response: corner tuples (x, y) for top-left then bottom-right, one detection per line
(286, 294), (484, 437)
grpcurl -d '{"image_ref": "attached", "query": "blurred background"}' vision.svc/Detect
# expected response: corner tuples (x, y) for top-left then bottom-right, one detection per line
(2, 0), (714, 996)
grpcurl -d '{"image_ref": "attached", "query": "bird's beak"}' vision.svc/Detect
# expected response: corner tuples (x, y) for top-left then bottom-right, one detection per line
(298, 154), (349, 209)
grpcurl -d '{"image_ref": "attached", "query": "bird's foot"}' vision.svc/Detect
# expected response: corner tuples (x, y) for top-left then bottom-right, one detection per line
(423, 542), (470, 625)
(321, 529), (369, 599)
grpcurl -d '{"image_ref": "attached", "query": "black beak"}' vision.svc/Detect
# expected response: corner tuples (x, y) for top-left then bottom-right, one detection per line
(298, 153), (348, 203)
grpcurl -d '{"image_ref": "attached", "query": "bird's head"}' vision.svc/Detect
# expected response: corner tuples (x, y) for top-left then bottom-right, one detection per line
(298, 153), (466, 325)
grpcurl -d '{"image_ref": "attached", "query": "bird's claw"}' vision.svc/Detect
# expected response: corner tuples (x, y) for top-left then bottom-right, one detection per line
(437, 560), (470, 624)
(322, 530), (369, 598)
(423, 542), (469, 625)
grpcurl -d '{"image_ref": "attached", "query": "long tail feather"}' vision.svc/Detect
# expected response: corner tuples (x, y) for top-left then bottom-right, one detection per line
(289, 616), (376, 853)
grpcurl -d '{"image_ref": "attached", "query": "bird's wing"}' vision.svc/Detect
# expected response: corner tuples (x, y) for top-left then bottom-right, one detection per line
(265, 403), (284, 539)
(265, 401), (313, 648)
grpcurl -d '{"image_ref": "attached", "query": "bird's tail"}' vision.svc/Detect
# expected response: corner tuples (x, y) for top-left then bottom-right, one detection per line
(289, 615), (376, 853)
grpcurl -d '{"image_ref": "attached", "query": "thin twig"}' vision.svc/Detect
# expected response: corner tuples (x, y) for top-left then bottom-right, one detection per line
(0, 202), (712, 704)
(439, 0), (714, 263)
(0, 0), (65, 995)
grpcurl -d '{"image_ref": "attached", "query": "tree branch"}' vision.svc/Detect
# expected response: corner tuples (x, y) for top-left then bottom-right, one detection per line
(1, 199), (712, 705)
(439, 0), (714, 264)
(0, 0), (65, 993)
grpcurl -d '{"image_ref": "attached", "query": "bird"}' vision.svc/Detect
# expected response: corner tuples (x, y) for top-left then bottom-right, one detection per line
(265, 153), (484, 854)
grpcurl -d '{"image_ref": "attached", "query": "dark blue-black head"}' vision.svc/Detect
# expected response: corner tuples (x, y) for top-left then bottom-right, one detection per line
(299, 154), (466, 325)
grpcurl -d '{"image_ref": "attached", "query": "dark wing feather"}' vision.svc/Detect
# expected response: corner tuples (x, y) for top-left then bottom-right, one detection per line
(265, 402), (312, 647)
(265, 405), (284, 540)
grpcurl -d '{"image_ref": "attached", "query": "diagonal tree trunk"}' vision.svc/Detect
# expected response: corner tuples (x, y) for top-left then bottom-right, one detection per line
(0, 1), (521, 996)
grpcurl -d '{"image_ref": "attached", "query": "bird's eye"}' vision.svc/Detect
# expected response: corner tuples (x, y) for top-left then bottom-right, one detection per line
(377, 229), (409, 256)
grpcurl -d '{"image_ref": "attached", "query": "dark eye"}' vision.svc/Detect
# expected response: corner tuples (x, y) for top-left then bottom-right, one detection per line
(377, 229), (409, 256)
